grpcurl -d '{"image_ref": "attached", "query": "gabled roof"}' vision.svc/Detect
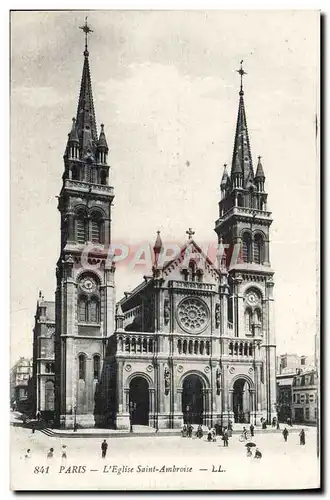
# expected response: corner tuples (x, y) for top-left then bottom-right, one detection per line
(162, 238), (220, 278)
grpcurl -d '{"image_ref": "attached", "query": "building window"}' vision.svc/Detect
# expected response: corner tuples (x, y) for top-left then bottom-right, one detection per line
(76, 211), (87, 243)
(314, 408), (317, 419)
(306, 394), (309, 403)
(293, 393), (296, 403)
(245, 308), (253, 334)
(305, 407), (309, 420)
(78, 296), (88, 322)
(89, 297), (100, 323)
(93, 355), (100, 380)
(300, 394), (305, 403)
(253, 234), (264, 264)
(296, 394), (300, 404)
(45, 380), (55, 411)
(309, 394), (314, 403)
(188, 261), (196, 282)
(72, 165), (79, 180)
(242, 233), (252, 263)
(78, 354), (86, 380)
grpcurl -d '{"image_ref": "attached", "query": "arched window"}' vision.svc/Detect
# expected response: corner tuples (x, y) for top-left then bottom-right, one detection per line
(253, 234), (264, 264)
(91, 213), (104, 244)
(89, 297), (100, 323)
(242, 233), (252, 263)
(45, 380), (54, 411)
(237, 194), (244, 207)
(78, 296), (88, 322)
(93, 355), (100, 380)
(72, 165), (79, 181)
(76, 211), (87, 244)
(188, 261), (196, 282)
(255, 308), (262, 325)
(249, 187), (254, 208)
(100, 170), (107, 185)
(245, 308), (253, 334)
(78, 354), (86, 380)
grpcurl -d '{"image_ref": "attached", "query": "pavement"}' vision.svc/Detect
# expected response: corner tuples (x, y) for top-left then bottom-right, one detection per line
(10, 424), (320, 491)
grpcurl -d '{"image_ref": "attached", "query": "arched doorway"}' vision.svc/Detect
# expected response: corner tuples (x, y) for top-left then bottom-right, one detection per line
(182, 374), (204, 424)
(233, 378), (251, 423)
(129, 376), (149, 425)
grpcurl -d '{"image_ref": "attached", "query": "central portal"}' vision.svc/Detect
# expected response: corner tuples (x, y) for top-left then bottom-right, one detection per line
(233, 378), (251, 423)
(129, 377), (149, 425)
(182, 374), (204, 424)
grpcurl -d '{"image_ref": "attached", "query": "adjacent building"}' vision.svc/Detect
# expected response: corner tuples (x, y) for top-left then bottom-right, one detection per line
(292, 369), (318, 425)
(31, 23), (277, 429)
(10, 357), (32, 411)
(31, 293), (55, 420)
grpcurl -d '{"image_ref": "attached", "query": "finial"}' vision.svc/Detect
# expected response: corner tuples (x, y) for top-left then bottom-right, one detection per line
(236, 60), (247, 95)
(101, 123), (104, 130)
(258, 155), (262, 161)
(79, 16), (93, 57)
(224, 163), (227, 169)
(186, 228), (195, 240)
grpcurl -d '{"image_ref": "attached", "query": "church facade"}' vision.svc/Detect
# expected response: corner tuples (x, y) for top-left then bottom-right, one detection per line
(32, 24), (277, 430)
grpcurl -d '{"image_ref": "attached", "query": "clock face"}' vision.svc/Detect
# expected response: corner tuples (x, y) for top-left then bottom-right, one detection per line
(246, 292), (258, 306)
(80, 277), (96, 293)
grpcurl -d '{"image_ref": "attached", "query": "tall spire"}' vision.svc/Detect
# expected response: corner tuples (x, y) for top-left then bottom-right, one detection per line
(231, 61), (254, 187)
(75, 17), (98, 156)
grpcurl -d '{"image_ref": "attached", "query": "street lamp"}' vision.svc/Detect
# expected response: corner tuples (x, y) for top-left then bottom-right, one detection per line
(73, 405), (77, 432)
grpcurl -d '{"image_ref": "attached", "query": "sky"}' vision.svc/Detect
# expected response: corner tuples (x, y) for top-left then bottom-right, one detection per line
(10, 10), (319, 365)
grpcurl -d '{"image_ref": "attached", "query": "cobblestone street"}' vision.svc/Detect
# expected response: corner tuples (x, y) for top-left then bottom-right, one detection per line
(11, 425), (319, 490)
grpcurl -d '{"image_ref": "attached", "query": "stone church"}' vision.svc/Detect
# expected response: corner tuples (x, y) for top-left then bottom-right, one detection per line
(32, 23), (277, 429)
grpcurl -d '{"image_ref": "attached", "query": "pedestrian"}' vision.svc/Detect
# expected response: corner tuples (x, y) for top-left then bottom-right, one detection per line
(211, 427), (217, 442)
(246, 446), (252, 457)
(262, 420), (267, 429)
(31, 424), (35, 434)
(207, 427), (212, 442)
(283, 427), (289, 442)
(61, 445), (67, 460)
(47, 447), (54, 459)
(299, 429), (306, 446)
(242, 426), (247, 440)
(101, 439), (108, 458)
(196, 424), (203, 439)
(188, 424), (193, 438)
(223, 427), (229, 447)
(272, 417), (276, 428)
(276, 421), (280, 430)
(181, 424), (188, 437)
(254, 448), (262, 459)
(36, 411), (41, 422)
(25, 449), (31, 459)
(250, 423), (255, 437)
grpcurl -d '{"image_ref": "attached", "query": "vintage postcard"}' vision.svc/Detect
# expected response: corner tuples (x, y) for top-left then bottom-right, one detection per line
(10, 10), (320, 491)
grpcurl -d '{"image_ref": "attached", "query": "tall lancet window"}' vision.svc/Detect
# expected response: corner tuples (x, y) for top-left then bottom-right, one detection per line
(242, 233), (252, 263)
(245, 308), (253, 334)
(253, 234), (264, 264)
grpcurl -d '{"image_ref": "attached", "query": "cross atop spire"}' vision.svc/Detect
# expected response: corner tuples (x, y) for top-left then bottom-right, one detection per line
(79, 16), (93, 57)
(186, 228), (195, 240)
(236, 60), (247, 95)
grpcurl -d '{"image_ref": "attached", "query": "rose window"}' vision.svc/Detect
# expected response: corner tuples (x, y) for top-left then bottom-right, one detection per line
(177, 298), (209, 333)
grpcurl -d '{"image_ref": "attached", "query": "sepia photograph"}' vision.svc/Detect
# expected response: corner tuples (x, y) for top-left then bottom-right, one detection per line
(10, 9), (320, 491)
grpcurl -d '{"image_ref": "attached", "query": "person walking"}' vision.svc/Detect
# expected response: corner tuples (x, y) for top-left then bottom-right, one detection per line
(250, 423), (255, 437)
(101, 439), (108, 458)
(61, 445), (67, 461)
(188, 424), (193, 438)
(25, 449), (31, 459)
(242, 426), (248, 440)
(223, 428), (229, 447)
(276, 421), (280, 430)
(246, 446), (252, 457)
(196, 425), (203, 439)
(47, 448), (54, 459)
(254, 448), (262, 459)
(207, 427), (212, 442)
(299, 429), (306, 445)
(283, 427), (289, 442)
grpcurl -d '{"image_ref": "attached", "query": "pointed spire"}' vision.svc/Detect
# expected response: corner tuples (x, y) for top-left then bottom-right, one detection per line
(153, 231), (162, 253)
(255, 155), (265, 179)
(220, 163), (229, 187)
(68, 117), (79, 143)
(75, 19), (98, 155)
(98, 124), (109, 151)
(231, 61), (254, 186)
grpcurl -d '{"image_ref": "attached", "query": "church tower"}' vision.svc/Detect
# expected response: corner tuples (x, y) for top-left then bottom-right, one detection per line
(54, 20), (115, 428)
(215, 63), (277, 424)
